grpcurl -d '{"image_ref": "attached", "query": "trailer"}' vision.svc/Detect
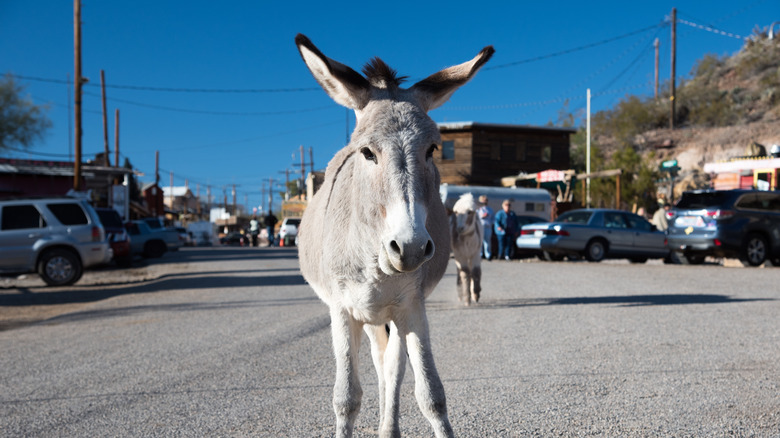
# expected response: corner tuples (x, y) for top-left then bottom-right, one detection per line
(439, 184), (552, 220)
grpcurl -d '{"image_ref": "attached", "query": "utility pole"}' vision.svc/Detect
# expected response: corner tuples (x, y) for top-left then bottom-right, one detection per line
(100, 70), (110, 166)
(231, 184), (237, 215)
(654, 38), (660, 100)
(278, 168), (291, 200)
(268, 178), (275, 213)
(114, 109), (120, 169)
(169, 171), (174, 210)
(299, 145), (306, 198)
(670, 7), (677, 129)
(586, 88), (591, 209)
(73, 0), (83, 191)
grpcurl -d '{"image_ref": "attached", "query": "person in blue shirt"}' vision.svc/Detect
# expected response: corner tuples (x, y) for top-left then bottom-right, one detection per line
(493, 199), (518, 260)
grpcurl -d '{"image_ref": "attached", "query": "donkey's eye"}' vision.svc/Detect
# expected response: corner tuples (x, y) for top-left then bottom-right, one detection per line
(360, 147), (377, 163)
(426, 144), (438, 159)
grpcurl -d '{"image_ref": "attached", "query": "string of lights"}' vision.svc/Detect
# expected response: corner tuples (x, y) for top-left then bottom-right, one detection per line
(676, 18), (747, 40)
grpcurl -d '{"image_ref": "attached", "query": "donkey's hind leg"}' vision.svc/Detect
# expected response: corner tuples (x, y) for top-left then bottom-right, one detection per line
(366, 322), (406, 437)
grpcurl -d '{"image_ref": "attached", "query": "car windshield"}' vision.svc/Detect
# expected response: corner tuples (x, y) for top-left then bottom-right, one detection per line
(675, 192), (732, 209)
(287, 219), (301, 226)
(556, 211), (592, 224)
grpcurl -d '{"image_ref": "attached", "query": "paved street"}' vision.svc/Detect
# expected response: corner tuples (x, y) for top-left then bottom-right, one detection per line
(1, 247), (778, 437)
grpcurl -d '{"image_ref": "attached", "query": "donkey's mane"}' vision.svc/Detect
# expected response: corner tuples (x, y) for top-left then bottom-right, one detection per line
(362, 57), (408, 88)
(452, 193), (476, 214)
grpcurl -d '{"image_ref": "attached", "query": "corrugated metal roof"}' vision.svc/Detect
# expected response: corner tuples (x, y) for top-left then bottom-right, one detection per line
(437, 121), (577, 134)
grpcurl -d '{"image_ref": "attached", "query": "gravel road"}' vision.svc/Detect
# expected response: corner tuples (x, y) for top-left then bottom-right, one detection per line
(1, 247), (778, 437)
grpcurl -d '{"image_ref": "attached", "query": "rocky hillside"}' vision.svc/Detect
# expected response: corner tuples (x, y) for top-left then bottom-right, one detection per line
(593, 32), (779, 196)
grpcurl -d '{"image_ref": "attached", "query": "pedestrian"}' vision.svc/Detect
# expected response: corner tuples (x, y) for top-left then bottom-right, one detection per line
(652, 202), (670, 232)
(494, 199), (518, 260)
(249, 215), (260, 247)
(264, 210), (278, 246)
(477, 195), (494, 260)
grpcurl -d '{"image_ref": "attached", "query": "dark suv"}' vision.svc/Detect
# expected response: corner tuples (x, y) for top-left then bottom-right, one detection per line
(667, 190), (780, 266)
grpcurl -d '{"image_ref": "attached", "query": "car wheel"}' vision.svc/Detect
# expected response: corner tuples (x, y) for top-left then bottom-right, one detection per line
(739, 233), (767, 267)
(629, 257), (648, 264)
(38, 248), (83, 287)
(678, 253), (705, 265)
(115, 256), (133, 267)
(542, 251), (565, 261)
(144, 240), (167, 258)
(584, 239), (607, 262)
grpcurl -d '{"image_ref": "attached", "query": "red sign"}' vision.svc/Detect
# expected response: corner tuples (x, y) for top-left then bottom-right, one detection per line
(537, 169), (565, 183)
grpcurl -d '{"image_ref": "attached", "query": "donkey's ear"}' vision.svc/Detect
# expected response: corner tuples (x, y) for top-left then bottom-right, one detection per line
(411, 46), (495, 112)
(295, 34), (371, 110)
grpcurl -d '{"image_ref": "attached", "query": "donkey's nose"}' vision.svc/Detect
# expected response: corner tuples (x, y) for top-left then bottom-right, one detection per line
(386, 235), (435, 273)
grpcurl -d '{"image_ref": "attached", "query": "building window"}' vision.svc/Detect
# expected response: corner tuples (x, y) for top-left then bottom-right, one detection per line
(541, 145), (552, 163)
(516, 143), (526, 162)
(441, 140), (455, 160)
(490, 144), (500, 160)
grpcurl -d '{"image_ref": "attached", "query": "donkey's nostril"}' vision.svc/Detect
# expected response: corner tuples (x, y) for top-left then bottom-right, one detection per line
(389, 240), (401, 255)
(424, 240), (434, 257)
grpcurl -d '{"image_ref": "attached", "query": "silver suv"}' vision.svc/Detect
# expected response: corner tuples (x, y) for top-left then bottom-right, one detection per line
(0, 197), (111, 286)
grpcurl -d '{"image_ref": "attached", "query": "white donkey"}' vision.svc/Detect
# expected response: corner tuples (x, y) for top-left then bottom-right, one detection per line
(450, 193), (483, 306)
(295, 34), (493, 438)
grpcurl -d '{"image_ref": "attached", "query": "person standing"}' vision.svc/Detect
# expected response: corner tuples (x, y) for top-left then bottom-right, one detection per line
(652, 202), (670, 231)
(477, 195), (494, 260)
(249, 215), (260, 247)
(264, 210), (278, 247)
(494, 199), (518, 260)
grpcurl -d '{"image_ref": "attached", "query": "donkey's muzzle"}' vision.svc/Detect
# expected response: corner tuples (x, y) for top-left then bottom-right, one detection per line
(385, 236), (435, 273)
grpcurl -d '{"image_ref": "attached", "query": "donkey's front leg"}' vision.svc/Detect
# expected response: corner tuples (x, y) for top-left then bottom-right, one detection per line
(401, 301), (454, 438)
(330, 307), (364, 438)
(471, 264), (482, 303)
(365, 323), (406, 437)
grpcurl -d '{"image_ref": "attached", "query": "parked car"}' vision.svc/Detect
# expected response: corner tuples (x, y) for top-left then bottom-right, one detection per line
(279, 217), (301, 246)
(516, 208), (669, 262)
(0, 197), (111, 286)
(667, 189), (780, 266)
(124, 221), (181, 258)
(95, 207), (132, 267)
(220, 231), (246, 246)
(510, 215), (549, 258)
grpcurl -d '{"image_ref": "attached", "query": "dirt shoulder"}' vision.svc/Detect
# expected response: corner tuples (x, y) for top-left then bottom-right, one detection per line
(0, 260), (190, 332)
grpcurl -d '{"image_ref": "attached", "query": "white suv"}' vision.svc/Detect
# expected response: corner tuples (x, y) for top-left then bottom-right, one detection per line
(0, 198), (111, 286)
(278, 217), (301, 246)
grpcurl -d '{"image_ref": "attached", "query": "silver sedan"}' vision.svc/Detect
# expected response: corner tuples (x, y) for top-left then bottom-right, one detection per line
(515, 208), (669, 262)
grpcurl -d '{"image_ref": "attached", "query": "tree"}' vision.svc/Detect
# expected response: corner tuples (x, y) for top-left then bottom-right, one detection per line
(0, 74), (52, 152)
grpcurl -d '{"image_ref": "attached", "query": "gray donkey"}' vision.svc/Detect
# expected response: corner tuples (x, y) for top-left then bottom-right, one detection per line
(295, 34), (493, 438)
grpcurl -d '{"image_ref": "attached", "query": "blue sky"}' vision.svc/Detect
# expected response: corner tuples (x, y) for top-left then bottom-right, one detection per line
(2, 0), (777, 213)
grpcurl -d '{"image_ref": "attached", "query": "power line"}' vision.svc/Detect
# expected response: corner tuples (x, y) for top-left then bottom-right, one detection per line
(11, 74), (320, 93)
(485, 22), (666, 71)
(81, 91), (334, 116)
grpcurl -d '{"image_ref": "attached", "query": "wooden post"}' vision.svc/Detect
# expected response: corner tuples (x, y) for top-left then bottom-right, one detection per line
(654, 38), (659, 100)
(616, 173), (621, 209)
(100, 70), (110, 166)
(114, 109), (120, 168)
(73, 0), (82, 191)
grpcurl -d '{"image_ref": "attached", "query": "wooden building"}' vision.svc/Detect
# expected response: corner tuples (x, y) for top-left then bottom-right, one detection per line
(435, 122), (576, 186)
